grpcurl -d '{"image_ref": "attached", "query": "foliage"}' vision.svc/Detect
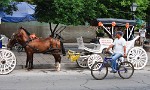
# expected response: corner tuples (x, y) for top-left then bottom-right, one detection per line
(135, 0), (149, 20)
(145, 1), (150, 22)
(34, 0), (84, 25)
(33, 0), (150, 25)
(0, 0), (17, 14)
(95, 0), (149, 20)
(31, 0), (150, 36)
(2, 0), (149, 23)
(78, 0), (97, 24)
(96, 29), (104, 37)
(33, 0), (100, 36)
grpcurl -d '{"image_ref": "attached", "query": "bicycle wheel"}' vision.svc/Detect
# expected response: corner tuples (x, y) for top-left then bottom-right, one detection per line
(91, 62), (108, 80)
(118, 61), (134, 79)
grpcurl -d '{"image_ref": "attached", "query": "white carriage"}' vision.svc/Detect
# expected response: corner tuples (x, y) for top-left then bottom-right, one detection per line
(0, 35), (16, 75)
(68, 18), (148, 70)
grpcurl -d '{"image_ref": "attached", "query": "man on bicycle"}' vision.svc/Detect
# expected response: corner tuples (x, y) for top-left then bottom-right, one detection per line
(106, 31), (126, 73)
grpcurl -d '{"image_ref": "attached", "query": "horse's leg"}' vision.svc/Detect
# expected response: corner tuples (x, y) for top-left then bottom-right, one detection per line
(27, 52), (34, 70)
(29, 53), (34, 70)
(60, 41), (66, 56)
(25, 56), (29, 68)
(53, 51), (61, 71)
(25, 51), (29, 68)
(30, 53), (34, 69)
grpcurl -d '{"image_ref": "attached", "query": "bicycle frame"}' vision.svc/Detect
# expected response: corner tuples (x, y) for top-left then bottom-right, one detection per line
(99, 57), (126, 72)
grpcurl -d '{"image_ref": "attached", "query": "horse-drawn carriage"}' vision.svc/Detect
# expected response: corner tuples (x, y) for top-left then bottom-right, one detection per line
(0, 27), (65, 74)
(68, 18), (148, 70)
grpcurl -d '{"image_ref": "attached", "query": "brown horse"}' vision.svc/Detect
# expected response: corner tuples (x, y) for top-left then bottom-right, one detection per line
(7, 27), (65, 71)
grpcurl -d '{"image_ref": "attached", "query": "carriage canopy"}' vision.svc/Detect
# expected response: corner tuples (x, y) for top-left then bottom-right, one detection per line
(90, 18), (137, 41)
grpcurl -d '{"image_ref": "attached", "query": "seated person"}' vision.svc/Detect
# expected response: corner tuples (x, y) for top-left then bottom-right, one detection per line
(106, 31), (126, 73)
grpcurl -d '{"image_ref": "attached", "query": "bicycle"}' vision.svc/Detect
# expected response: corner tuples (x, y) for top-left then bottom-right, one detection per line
(91, 52), (134, 80)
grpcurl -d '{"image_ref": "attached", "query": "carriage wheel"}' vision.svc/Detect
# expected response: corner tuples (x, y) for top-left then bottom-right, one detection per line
(76, 56), (88, 68)
(127, 47), (148, 70)
(0, 49), (16, 75)
(87, 54), (103, 69)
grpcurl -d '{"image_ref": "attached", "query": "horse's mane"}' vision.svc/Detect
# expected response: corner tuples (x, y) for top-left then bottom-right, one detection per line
(19, 27), (31, 36)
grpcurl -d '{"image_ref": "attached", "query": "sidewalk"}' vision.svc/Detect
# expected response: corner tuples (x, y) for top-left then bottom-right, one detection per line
(13, 43), (150, 69)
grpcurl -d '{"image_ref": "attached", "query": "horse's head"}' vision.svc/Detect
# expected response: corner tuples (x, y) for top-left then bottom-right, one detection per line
(7, 33), (18, 49)
(7, 27), (29, 48)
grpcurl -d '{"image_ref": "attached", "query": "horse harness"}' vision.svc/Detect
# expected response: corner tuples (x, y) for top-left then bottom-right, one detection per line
(43, 38), (61, 53)
(23, 37), (61, 53)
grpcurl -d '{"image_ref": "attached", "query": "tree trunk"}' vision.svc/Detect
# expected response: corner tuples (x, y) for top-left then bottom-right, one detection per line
(49, 23), (53, 36)
(52, 24), (59, 34)
(49, 23), (59, 37)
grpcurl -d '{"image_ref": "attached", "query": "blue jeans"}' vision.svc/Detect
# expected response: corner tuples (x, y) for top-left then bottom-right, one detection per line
(111, 53), (123, 70)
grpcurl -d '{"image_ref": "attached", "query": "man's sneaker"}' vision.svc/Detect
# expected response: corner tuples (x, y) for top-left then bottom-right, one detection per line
(110, 70), (117, 73)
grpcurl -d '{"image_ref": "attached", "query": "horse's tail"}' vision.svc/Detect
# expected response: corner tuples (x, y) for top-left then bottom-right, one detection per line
(60, 41), (66, 56)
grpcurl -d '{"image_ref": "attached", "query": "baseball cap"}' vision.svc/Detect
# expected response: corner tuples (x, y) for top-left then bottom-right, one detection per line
(115, 31), (123, 36)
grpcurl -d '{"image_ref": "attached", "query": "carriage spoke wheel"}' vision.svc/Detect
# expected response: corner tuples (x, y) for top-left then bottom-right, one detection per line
(0, 49), (16, 75)
(88, 54), (103, 69)
(127, 47), (148, 70)
(76, 56), (88, 68)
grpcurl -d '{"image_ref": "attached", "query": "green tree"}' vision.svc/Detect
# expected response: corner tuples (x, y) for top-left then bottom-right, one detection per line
(33, 0), (86, 36)
(135, 0), (149, 20)
(145, 1), (150, 22)
(0, 0), (17, 14)
(95, 0), (149, 20)
(31, 0), (149, 37)
(78, 0), (97, 23)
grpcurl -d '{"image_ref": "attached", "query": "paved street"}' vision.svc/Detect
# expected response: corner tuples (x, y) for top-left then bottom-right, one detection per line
(0, 66), (150, 90)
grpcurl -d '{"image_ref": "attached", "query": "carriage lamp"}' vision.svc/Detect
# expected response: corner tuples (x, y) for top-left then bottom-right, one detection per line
(112, 22), (116, 27)
(130, 3), (137, 20)
(98, 22), (103, 27)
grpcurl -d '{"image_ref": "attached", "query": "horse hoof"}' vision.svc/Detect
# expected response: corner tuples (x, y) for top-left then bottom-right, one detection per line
(55, 62), (61, 71)
(55, 66), (61, 71)
(27, 68), (30, 71)
(56, 68), (60, 71)
(63, 54), (66, 56)
(56, 66), (61, 71)
(27, 67), (32, 71)
(31, 66), (34, 69)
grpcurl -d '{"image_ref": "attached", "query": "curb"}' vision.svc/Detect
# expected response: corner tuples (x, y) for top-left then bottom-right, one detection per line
(14, 63), (81, 70)
(14, 62), (150, 70)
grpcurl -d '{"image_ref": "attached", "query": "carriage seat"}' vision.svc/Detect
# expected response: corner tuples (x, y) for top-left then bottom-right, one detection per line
(76, 37), (113, 54)
(126, 35), (140, 53)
